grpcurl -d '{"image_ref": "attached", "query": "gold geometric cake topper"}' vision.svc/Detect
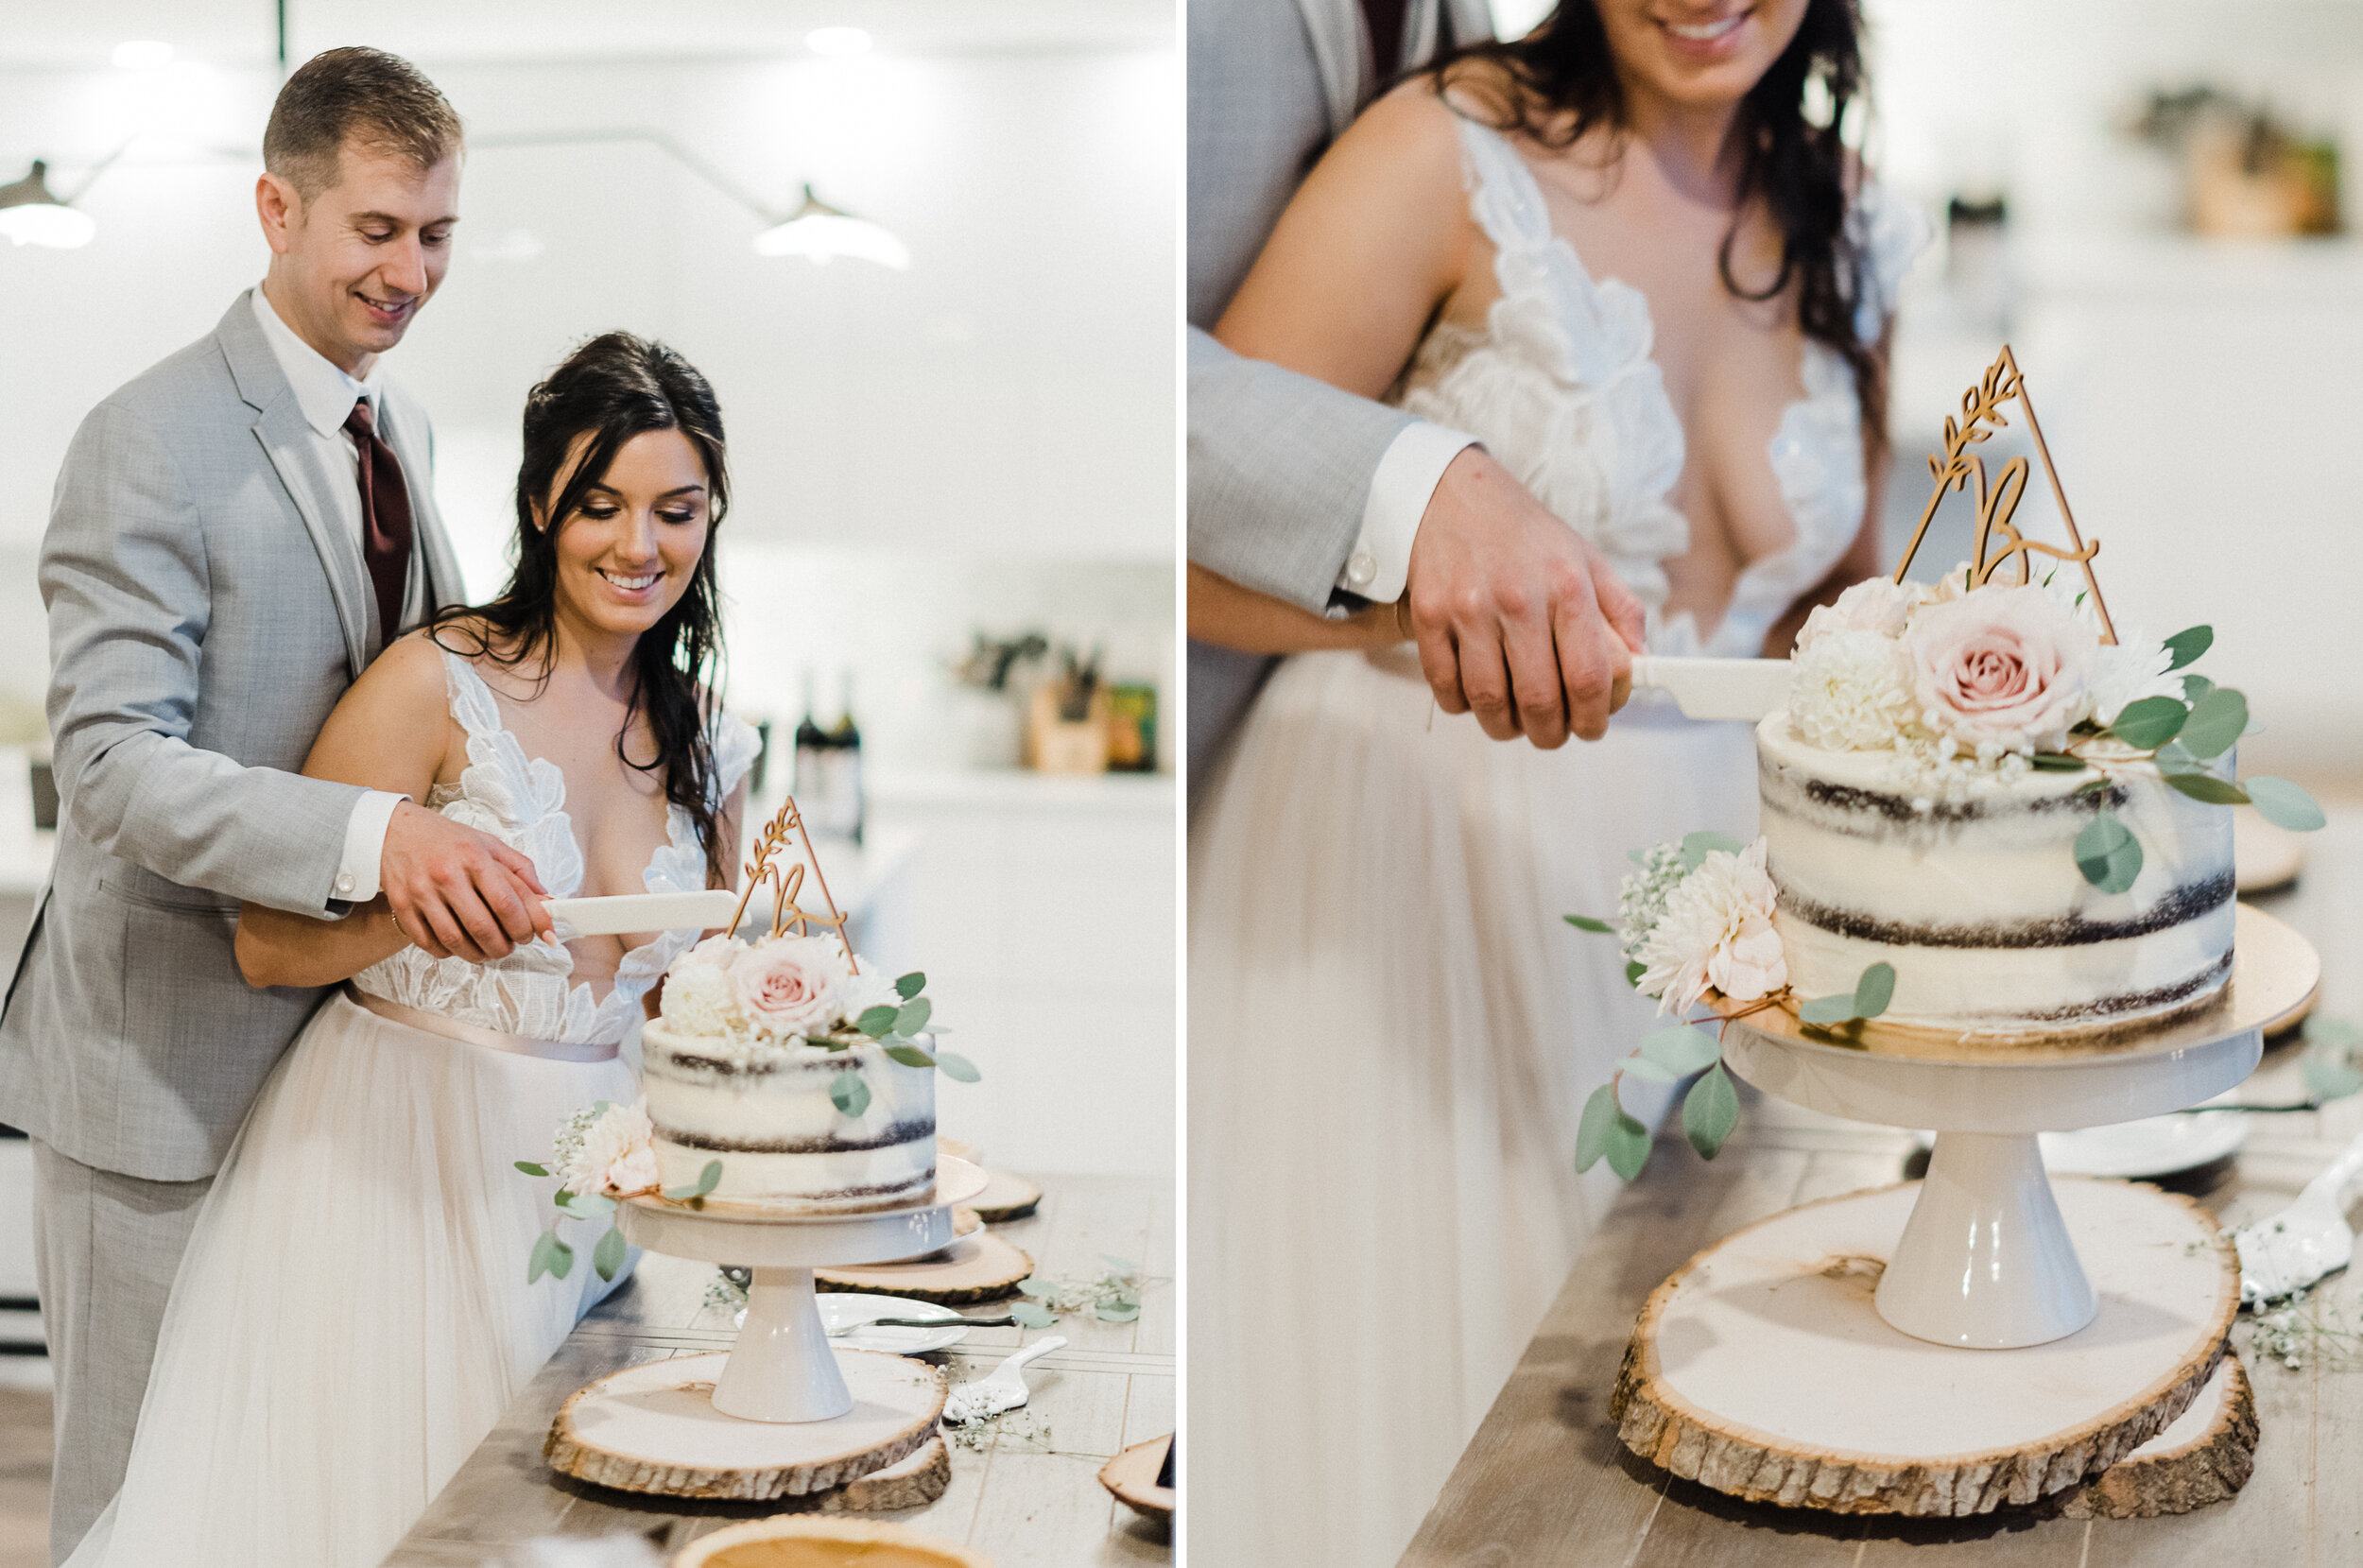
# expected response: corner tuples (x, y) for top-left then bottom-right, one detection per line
(1889, 344), (2118, 646)
(727, 794), (858, 973)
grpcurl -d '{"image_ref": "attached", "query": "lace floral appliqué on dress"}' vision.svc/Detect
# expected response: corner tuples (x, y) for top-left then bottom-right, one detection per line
(352, 650), (762, 1043)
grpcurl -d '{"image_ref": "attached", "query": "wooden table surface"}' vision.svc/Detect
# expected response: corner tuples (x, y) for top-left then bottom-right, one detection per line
(1400, 810), (2363, 1568)
(382, 1173), (1173, 1567)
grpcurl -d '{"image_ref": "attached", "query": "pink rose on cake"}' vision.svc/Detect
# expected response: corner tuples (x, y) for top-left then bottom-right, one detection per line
(732, 935), (851, 1037)
(1905, 584), (2096, 756)
(1633, 838), (1786, 1013)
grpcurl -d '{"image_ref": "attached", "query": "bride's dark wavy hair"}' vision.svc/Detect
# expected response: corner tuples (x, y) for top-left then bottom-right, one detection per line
(431, 332), (733, 879)
(1435, 0), (1882, 434)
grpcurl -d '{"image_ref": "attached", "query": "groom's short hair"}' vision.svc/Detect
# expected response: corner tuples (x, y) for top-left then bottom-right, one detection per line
(264, 46), (463, 200)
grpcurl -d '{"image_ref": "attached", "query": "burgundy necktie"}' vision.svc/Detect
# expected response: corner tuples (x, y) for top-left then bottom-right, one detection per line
(1362, 0), (1409, 78)
(344, 397), (415, 646)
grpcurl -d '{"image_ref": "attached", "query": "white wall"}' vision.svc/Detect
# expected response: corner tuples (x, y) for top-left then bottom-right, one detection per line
(1868, 0), (2363, 785)
(0, 35), (1178, 703)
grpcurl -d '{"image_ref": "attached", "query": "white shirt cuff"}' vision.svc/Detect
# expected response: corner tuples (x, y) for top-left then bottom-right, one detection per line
(1336, 422), (1480, 603)
(335, 790), (408, 904)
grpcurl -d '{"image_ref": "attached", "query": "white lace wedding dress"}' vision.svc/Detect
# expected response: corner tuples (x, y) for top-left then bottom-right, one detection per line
(66, 650), (760, 1568)
(1188, 119), (1923, 1568)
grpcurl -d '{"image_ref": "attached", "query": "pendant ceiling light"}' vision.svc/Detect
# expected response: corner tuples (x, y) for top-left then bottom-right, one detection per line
(0, 162), (96, 250)
(753, 183), (909, 269)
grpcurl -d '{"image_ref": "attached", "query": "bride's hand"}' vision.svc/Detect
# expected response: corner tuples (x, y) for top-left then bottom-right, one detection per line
(1404, 448), (1644, 747)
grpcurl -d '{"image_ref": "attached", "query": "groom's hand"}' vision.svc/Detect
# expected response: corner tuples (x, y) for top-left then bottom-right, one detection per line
(1402, 447), (1645, 747)
(379, 801), (555, 963)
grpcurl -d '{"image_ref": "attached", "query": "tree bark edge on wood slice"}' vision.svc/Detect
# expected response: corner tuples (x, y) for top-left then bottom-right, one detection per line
(969, 1168), (1044, 1223)
(543, 1351), (945, 1500)
(816, 1234), (1035, 1305)
(813, 1434), (953, 1514)
(1608, 1180), (2239, 1517)
(2051, 1352), (2257, 1519)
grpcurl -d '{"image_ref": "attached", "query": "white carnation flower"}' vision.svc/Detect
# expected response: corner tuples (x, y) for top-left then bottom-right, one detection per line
(2082, 632), (2182, 729)
(1634, 838), (1787, 1014)
(661, 959), (745, 1036)
(839, 961), (905, 1024)
(1789, 629), (1919, 750)
(556, 1099), (657, 1198)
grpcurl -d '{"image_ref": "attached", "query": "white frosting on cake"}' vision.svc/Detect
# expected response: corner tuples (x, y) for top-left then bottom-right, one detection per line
(641, 1025), (936, 1214)
(1756, 713), (2235, 1033)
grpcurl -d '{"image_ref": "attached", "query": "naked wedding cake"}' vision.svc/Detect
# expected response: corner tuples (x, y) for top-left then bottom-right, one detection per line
(642, 934), (947, 1213)
(1751, 573), (2247, 1033)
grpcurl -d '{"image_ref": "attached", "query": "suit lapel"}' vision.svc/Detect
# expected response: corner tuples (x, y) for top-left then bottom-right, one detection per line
(216, 295), (371, 679)
(374, 393), (466, 616)
(1292, 0), (1363, 139)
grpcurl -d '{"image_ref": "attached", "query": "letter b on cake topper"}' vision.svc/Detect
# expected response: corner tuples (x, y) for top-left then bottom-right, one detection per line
(1890, 345), (2118, 645)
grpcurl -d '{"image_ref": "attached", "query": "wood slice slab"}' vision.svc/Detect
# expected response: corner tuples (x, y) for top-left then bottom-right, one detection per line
(817, 1232), (1034, 1304)
(546, 1349), (944, 1499)
(968, 1169), (1044, 1224)
(814, 1434), (953, 1514)
(1098, 1435), (1175, 1522)
(1611, 1178), (2240, 1516)
(2056, 1352), (2258, 1518)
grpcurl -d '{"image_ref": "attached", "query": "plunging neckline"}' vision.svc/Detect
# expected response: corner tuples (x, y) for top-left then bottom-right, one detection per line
(1395, 115), (1906, 660)
(1472, 128), (1824, 647)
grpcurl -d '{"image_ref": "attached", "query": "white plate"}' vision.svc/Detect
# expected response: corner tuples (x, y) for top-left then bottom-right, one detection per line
(1911, 1111), (2250, 1179)
(815, 1292), (971, 1354)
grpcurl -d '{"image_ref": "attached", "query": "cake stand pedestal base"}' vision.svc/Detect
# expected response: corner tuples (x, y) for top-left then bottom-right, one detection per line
(543, 1159), (987, 1500)
(1610, 1178), (2242, 1517)
(544, 1349), (946, 1502)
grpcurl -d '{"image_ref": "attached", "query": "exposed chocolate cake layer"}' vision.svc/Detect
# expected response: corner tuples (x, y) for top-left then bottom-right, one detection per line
(1775, 869), (2235, 950)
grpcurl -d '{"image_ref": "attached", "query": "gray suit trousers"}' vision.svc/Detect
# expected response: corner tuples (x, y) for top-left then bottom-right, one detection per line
(31, 1141), (209, 1564)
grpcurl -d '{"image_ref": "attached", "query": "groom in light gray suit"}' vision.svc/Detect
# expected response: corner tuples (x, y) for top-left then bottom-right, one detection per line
(0, 50), (555, 1561)
(1187, 0), (1644, 798)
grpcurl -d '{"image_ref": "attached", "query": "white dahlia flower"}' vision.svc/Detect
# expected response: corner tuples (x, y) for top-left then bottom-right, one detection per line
(661, 958), (744, 1037)
(1633, 838), (1787, 1013)
(556, 1099), (659, 1198)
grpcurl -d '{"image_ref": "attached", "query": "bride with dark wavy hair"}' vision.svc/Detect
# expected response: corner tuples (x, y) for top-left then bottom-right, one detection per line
(67, 332), (762, 1568)
(1187, 2), (1923, 1561)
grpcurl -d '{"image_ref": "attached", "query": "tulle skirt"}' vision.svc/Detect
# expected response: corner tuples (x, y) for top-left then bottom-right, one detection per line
(65, 991), (634, 1568)
(1186, 646), (1757, 1568)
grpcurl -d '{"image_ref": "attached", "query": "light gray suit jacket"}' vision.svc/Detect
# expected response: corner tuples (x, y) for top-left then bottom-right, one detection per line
(1185, 0), (1492, 797)
(0, 292), (464, 1181)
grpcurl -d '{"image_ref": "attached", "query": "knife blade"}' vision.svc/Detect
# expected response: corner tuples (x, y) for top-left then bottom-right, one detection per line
(1628, 657), (1791, 722)
(543, 888), (744, 937)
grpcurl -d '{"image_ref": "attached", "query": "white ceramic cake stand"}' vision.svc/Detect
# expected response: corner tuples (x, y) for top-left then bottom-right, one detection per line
(543, 1155), (989, 1501)
(1716, 905), (2317, 1350)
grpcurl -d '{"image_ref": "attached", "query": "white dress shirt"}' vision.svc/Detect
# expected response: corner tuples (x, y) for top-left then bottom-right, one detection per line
(1331, 421), (1480, 605)
(250, 285), (419, 907)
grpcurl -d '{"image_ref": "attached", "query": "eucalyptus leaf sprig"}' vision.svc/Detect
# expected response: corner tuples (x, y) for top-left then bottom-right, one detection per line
(1566, 961), (1894, 1180)
(514, 1098), (723, 1284)
(2025, 625), (2325, 894)
(821, 971), (985, 1119)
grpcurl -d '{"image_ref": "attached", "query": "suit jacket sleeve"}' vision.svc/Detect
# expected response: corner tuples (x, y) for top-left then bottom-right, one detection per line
(1186, 326), (1415, 614)
(42, 397), (368, 918)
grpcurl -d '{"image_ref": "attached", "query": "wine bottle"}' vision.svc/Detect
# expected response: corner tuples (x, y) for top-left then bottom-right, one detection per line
(792, 670), (832, 819)
(826, 670), (866, 846)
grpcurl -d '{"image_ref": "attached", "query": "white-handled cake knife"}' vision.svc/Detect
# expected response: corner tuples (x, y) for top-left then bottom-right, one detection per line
(1628, 657), (1792, 722)
(543, 888), (745, 937)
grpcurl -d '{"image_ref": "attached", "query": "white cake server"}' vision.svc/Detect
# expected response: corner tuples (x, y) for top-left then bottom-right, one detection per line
(1628, 657), (1792, 722)
(542, 888), (744, 937)
(943, 1335), (1068, 1423)
(2234, 1129), (2363, 1305)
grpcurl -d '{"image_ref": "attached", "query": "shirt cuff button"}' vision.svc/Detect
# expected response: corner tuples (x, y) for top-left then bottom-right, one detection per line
(1346, 549), (1377, 588)
(336, 873), (355, 894)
